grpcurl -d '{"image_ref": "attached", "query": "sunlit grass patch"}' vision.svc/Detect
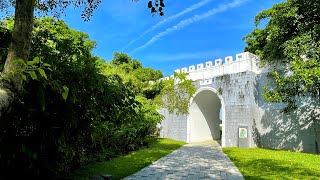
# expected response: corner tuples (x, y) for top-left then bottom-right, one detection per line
(223, 147), (320, 179)
(72, 138), (186, 180)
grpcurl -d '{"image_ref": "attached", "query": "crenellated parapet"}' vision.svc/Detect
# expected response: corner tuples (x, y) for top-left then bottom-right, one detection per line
(174, 52), (259, 74)
(158, 52), (269, 82)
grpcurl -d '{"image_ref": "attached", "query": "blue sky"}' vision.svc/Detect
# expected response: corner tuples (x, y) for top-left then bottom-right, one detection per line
(4, 0), (284, 75)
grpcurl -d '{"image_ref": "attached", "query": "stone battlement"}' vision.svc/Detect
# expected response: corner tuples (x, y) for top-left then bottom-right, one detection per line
(158, 52), (268, 82)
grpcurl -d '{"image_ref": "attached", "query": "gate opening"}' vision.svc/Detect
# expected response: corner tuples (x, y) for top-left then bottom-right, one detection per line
(189, 89), (223, 143)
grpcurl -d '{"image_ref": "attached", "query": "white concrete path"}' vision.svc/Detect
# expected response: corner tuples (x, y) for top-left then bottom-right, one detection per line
(124, 140), (244, 180)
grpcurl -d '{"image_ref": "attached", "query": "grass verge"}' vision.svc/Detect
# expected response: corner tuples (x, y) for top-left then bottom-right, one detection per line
(223, 147), (320, 179)
(72, 138), (186, 180)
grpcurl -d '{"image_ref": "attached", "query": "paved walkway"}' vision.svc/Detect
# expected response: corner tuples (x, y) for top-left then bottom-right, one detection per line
(124, 140), (244, 180)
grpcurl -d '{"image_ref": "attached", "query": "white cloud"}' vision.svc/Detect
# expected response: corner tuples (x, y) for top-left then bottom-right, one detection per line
(144, 50), (226, 62)
(121, 0), (214, 51)
(130, 0), (249, 54)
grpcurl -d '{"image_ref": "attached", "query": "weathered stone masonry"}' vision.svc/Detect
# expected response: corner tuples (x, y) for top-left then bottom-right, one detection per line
(159, 52), (320, 153)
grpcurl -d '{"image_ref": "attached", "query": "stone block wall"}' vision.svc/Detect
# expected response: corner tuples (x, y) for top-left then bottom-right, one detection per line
(213, 71), (257, 147)
(158, 52), (319, 153)
(159, 71), (259, 148)
(158, 109), (188, 142)
(252, 73), (320, 153)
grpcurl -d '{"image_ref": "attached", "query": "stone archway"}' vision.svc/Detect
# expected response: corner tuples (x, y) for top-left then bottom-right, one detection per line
(187, 87), (226, 146)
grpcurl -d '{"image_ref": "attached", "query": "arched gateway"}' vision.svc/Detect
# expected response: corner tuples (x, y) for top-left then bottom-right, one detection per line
(159, 52), (319, 153)
(187, 87), (225, 146)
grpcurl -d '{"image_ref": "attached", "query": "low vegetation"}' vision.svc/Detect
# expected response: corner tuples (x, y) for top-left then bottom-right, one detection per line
(72, 138), (186, 180)
(0, 17), (194, 178)
(223, 147), (320, 179)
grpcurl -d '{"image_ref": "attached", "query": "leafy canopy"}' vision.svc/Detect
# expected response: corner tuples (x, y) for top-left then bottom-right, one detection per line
(244, 0), (320, 112)
(105, 52), (196, 115)
(0, 0), (166, 20)
(0, 17), (164, 176)
(157, 72), (196, 115)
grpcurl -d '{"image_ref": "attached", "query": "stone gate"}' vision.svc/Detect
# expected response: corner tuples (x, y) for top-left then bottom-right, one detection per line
(158, 52), (320, 153)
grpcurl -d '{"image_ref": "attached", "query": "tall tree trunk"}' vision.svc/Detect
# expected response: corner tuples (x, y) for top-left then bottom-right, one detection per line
(0, 0), (35, 112)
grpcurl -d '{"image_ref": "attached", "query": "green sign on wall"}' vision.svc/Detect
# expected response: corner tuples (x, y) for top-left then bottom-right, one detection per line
(239, 128), (247, 138)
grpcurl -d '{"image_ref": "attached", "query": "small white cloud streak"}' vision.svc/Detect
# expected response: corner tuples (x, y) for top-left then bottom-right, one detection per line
(130, 0), (248, 54)
(121, 0), (213, 51)
(144, 50), (226, 62)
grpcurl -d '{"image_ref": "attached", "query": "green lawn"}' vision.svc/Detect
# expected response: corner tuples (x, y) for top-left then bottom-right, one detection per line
(223, 147), (320, 179)
(72, 138), (186, 180)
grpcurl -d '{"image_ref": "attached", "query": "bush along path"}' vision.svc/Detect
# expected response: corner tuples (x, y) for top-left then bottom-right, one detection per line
(0, 18), (163, 178)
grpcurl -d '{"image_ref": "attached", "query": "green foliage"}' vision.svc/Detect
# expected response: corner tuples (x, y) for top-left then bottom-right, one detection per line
(105, 53), (196, 115)
(61, 85), (69, 100)
(9, 57), (51, 80)
(142, 81), (164, 100)
(0, 0), (166, 20)
(147, 0), (166, 16)
(0, 0), (169, 176)
(133, 68), (163, 82)
(0, 15), (193, 178)
(132, 59), (142, 70)
(223, 147), (320, 179)
(0, 17), (163, 178)
(111, 52), (132, 66)
(102, 52), (164, 98)
(158, 72), (196, 115)
(72, 138), (186, 180)
(244, 0), (320, 112)
(103, 51), (197, 116)
(217, 87), (223, 95)
(0, 24), (11, 69)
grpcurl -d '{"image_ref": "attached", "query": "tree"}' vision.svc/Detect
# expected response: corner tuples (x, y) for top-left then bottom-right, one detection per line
(133, 67), (163, 82)
(0, 17), (164, 176)
(244, 0), (319, 112)
(132, 59), (142, 69)
(244, 0), (319, 153)
(103, 52), (165, 96)
(101, 52), (196, 115)
(0, 0), (165, 113)
(156, 72), (196, 115)
(111, 52), (132, 66)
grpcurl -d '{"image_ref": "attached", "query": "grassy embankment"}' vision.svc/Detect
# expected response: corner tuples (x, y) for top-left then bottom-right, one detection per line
(72, 138), (186, 179)
(223, 147), (320, 179)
